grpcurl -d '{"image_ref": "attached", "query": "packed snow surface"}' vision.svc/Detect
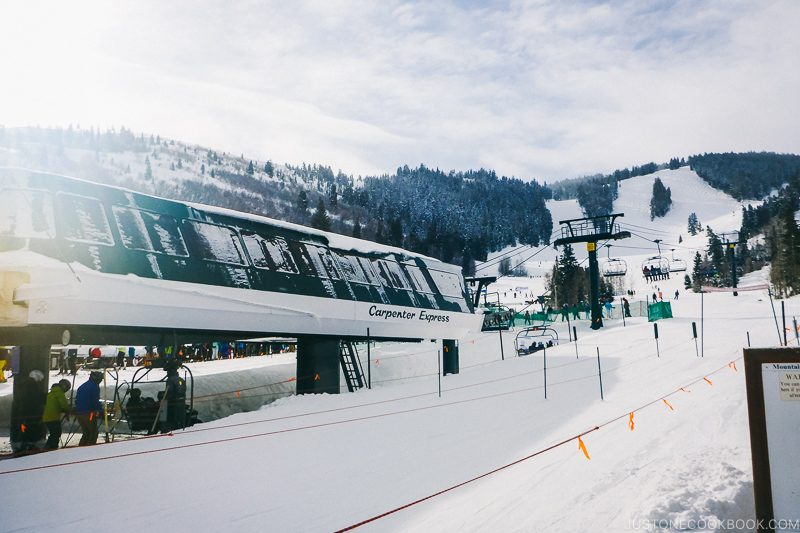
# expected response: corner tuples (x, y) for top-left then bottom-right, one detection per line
(1, 275), (797, 532)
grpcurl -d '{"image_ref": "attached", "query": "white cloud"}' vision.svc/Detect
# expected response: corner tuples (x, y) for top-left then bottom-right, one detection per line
(0, 0), (798, 181)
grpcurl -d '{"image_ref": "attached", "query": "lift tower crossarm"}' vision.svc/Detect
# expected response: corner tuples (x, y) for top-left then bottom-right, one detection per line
(553, 213), (631, 246)
(552, 213), (631, 330)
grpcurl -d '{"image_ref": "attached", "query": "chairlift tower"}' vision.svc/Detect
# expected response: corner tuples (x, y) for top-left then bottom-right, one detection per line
(553, 214), (631, 330)
(719, 233), (741, 293)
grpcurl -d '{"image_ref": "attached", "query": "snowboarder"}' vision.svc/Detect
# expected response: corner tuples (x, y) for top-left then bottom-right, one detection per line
(75, 371), (103, 446)
(42, 379), (71, 450)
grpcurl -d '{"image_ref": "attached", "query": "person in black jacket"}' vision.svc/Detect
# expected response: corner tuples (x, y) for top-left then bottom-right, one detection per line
(162, 363), (186, 432)
(13, 370), (47, 454)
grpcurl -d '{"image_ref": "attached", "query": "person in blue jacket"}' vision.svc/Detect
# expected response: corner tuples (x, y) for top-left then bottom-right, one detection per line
(75, 371), (103, 446)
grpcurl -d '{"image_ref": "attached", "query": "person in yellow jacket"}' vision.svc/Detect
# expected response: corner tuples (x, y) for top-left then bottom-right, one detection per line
(42, 379), (72, 450)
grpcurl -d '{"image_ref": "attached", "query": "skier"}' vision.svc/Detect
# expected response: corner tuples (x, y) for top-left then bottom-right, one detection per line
(604, 300), (613, 318)
(571, 303), (580, 320)
(42, 379), (71, 450)
(75, 371), (103, 446)
(524, 310), (531, 325)
(560, 303), (569, 321)
(674, 289), (679, 300)
(622, 297), (632, 318)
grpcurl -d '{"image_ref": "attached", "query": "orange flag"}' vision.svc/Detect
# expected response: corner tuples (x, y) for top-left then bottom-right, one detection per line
(704, 377), (713, 386)
(729, 362), (738, 372)
(20, 423), (26, 433)
(288, 377), (297, 382)
(578, 436), (591, 460)
(662, 398), (674, 411)
(314, 373), (320, 381)
(628, 412), (635, 431)
(235, 390), (241, 398)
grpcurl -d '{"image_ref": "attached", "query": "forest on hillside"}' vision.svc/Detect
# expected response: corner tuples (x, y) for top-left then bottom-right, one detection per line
(0, 127), (552, 270)
(688, 152), (800, 200)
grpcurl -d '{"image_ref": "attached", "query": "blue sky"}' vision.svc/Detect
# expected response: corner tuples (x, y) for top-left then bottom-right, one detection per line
(1, 0), (798, 181)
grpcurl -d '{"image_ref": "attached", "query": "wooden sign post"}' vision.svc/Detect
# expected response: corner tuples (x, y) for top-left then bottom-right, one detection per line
(744, 348), (800, 532)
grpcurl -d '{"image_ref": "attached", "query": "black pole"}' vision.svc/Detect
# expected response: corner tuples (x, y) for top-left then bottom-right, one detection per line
(588, 242), (603, 330)
(768, 287), (782, 345)
(543, 346), (547, 400)
(596, 347), (604, 400)
(573, 326), (579, 359)
(366, 328), (371, 389)
(498, 323), (505, 361)
(794, 317), (799, 346)
(781, 301), (787, 347)
(437, 349), (441, 398)
(747, 331), (751, 348)
(566, 312), (572, 342)
(700, 290), (704, 358)
(728, 243), (738, 295)
(654, 323), (660, 357)
(620, 297), (626, 327)
(692, 322), (699, 357)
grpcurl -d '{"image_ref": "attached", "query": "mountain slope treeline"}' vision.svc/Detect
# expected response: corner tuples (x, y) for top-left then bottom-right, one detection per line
(688, 152), (800, 200)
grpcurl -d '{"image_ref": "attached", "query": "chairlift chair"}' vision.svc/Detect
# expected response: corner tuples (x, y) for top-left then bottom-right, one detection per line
(669, 249), (687, 272)
(601, 245), (627, 277)
(514, 326), (560, 356)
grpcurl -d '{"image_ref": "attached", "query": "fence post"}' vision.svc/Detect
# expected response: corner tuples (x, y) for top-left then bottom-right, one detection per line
(692, 322), (699, 357)
(782, 301), (787, 347)
(794, 317), (799, 346)
(654, 323), (660, 357)
(367, 327), (371, 389)
(543, 346), (547, 400)
(747, 331), (751, 348)
(573, 326), (578, 359)
(437, 349), (441, 398)
(596, 347), (604, 400)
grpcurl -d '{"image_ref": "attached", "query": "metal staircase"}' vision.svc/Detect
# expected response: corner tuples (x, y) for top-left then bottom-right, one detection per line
(340, 341), (366, 392)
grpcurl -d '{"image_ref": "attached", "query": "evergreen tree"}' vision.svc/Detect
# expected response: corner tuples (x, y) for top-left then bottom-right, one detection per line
(388, 217), (403, 247)
(687, 212), (699, 235)
(770, 193), (800, 296)
(684, 274), (692, 289)
(264, 161), (274, 177)
(310, 198), (331, 232)
(329, 184), (338, 209)
(706, 228), (726, 281)
(145, 156), (153, 182)
(375, 219), (387, 244)
(296, 190), (309, 211)
(691, 252), (703, 292)
(200, 163), (205, 175)
(461, 247), (476, 277)
(246, 161), (254, 175)
(498, 257), (513, 276)
(650, 177), (672, 220)
(352, 218), (362, 239)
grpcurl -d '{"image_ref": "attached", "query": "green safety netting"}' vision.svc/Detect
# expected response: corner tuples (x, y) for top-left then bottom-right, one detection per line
(648, 301), (673, 322)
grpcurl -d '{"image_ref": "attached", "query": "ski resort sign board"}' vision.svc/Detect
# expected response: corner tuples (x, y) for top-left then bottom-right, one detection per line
(744, 348), (800, 532)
